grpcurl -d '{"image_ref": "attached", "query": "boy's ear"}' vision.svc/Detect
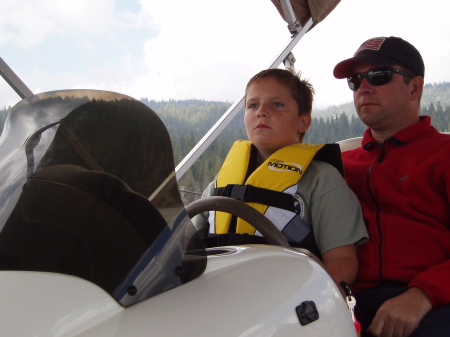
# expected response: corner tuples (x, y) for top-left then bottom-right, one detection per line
(298, 114), (312, 133)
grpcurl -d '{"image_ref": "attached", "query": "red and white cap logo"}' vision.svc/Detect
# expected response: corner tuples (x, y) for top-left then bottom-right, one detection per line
(355, 37), (386, 55)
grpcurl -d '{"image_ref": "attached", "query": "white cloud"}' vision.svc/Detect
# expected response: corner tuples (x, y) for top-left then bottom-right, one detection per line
(116, 0), (289, 101)
(2, 0), (450, 110)
(287, 0), (450, 108)
(0, 0), (121, 47)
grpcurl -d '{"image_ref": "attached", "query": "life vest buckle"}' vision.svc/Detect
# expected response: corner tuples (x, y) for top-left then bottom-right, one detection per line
(222, 184), (248, 201)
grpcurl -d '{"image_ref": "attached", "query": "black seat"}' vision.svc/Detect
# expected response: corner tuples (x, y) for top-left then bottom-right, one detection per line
(0, 164), (167, 294)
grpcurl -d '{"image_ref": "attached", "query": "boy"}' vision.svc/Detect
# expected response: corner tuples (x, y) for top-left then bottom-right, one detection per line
(193, 69), (367, 286)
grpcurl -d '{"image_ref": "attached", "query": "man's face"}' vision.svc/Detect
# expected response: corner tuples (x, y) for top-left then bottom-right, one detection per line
(351, 63), (418, 136)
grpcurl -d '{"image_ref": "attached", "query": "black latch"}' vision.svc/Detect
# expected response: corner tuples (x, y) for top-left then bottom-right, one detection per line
(219, 184), (248, 201)
(296, 301), (319, 326)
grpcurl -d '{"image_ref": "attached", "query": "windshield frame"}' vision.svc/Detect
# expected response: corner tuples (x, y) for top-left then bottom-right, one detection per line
(0, 90), (206, 307)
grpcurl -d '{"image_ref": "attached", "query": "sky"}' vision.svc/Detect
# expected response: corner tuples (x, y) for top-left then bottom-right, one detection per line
(1, 0), (450, 110)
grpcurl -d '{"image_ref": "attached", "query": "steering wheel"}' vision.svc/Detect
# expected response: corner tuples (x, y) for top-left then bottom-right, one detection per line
(185, 196), (290, 248)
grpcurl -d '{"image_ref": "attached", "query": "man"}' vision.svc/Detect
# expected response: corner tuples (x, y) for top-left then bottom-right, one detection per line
(333, 36), (450, 337)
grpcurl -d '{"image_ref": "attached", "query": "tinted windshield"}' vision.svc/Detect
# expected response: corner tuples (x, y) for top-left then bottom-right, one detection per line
(0, 90), (206, 306)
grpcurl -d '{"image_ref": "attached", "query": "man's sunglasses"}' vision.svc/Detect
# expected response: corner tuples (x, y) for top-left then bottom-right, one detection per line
(347, 67), (416, 91)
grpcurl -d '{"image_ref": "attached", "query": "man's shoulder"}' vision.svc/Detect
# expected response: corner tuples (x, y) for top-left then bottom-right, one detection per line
(429, 131), (450, 143)
(411, 131), (450, 153)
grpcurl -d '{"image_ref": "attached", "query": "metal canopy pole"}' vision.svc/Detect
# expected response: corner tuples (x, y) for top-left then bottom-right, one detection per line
(279, 0), (303, 35)
(0, 57), (33, 99)
(175, 17), (313, 180)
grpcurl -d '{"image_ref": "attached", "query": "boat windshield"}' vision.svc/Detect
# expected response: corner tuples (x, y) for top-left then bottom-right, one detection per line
(0, 90), (206, 307)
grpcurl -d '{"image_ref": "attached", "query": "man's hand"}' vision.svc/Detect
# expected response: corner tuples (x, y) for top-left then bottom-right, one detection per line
(367, 287), (432, 337)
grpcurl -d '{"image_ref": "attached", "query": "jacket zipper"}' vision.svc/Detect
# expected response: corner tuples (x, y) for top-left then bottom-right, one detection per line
(366, 142), (386, 280)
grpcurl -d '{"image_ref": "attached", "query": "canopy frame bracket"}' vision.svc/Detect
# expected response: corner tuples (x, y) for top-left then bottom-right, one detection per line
(279, 0), (303, 35)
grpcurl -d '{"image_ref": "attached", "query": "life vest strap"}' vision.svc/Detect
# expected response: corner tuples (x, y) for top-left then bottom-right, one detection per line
(214, 184), (297, 213)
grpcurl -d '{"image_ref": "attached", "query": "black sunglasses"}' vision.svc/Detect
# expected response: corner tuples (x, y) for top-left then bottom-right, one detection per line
(347, 67), (416, 91)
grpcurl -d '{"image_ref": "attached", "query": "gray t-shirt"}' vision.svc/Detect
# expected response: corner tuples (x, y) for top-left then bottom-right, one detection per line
(192, 160), (368, 255)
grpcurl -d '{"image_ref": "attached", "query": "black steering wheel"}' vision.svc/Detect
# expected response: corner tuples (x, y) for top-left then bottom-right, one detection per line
(185, 196), (290, 247)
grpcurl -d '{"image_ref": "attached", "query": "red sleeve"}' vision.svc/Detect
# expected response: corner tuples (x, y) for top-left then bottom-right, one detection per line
(408, 260), (450, 307)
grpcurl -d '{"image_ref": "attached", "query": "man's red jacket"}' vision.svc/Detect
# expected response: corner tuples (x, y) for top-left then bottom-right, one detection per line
(343, 116), (450, 308)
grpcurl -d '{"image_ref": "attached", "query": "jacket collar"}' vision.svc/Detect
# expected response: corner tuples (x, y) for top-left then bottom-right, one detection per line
(362, 115), (437, 150)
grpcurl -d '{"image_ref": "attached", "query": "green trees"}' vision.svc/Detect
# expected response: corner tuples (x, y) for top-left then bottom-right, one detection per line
(304, 112), (365, 144)
(142, 92), (450, 200)
(422, 102), (450, 132)
(1, 82), (449, 201)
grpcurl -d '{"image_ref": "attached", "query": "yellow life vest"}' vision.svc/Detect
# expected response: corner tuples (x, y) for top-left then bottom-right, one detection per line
(211, 140), (329, 235)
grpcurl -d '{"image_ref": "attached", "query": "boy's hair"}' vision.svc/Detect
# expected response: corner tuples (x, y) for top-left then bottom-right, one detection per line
(245, 68), (315, 115)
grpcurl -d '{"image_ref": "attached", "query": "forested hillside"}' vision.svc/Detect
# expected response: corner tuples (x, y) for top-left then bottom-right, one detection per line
(1, 82), (449, 202)
(142, 82), (450, 202)
(312, 82), (450, 118)
(142, 99), (247, 200)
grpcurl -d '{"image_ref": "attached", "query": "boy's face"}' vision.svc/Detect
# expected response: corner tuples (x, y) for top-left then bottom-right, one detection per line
(244, 78), (311, 157)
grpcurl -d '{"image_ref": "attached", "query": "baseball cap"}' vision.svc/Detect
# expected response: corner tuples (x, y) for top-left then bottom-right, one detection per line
(333, 36), (425, 79)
